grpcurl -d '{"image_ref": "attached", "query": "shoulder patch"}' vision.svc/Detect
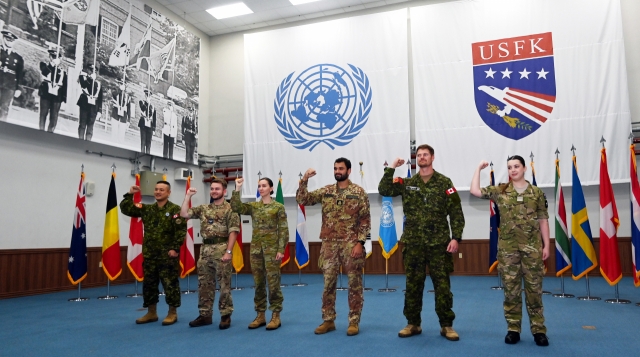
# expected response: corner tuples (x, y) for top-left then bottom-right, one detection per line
(172, 214), (179, 219)
(134, 203), (143, 208)
(446, 187), (457, 195)
(393, 177), (404, 184)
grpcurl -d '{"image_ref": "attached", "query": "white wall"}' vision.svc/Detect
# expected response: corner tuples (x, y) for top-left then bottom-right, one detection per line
(207, 0), (640, 244)
(0, 0), (212, 249)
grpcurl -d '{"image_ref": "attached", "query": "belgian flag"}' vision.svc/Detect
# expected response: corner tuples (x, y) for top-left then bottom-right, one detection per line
(102, 173), (122, 280)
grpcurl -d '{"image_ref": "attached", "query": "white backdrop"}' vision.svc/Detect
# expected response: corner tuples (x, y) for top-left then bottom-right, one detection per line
(411, 0), (631, 189)
(243, 9), (410, 197)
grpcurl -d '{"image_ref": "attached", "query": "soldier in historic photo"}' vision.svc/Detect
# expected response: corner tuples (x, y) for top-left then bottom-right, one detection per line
(182, 106), (197, 164)
(38, 48), (67, 132)
(110, 80), (131, 144)
(162, 100), (178, 160)
(138, 89), (156, 154)
(0, 30), (24, 121)
(76, 64), (103, 141)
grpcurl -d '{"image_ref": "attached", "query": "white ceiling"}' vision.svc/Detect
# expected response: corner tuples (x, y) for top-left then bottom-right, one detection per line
(156, 0), (410, 36)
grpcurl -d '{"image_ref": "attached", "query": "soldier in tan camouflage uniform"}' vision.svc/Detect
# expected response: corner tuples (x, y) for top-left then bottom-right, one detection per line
(470, 155), (550, 347)
(120, 181), (187, 326)
(181, 178), (240, 329)
(231, 177), (288, 331)
(296, 157), (371, 336)
(378, 144), (464, 341)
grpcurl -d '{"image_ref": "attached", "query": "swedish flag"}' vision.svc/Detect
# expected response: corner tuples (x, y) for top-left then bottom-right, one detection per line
(570, 156), (598, 280)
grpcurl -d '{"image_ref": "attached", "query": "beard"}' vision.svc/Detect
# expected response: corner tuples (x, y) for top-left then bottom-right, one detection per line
(334, 173), (349, 182)
(211, 193), (224, 201)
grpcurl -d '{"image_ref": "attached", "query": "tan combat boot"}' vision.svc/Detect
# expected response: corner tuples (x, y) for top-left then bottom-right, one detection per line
(266, 312), (281, 330)
(135, 304), (158, 324)
(346, 324), (359, 336)
(248, 312), (266, 329)
(314, 321), (336, 335)
(162, 306), (178, 326)
(398, 324), (422, 338)
(440, 326), (460, 341)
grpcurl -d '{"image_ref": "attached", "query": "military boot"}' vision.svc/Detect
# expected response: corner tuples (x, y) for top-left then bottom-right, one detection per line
(248, 312), (266, 329)
(162, 306), (178, 326)
(440, 326), (459, 341)
(219, 315), (231, 330)
(135, 304), (158, 324)
(314, 321), (336, 335)
(346, 324), (359, 336)
(398, 324), (422, 337)
(189, 315), (212, 328)
(266, 312), (281, 330)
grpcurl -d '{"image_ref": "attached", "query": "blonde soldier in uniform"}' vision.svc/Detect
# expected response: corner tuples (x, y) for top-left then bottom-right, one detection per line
(296, 157), (371, 336)
(470, 155), (550, 346)
(181, 178), (239, 329)
(231, 177), (288, 331)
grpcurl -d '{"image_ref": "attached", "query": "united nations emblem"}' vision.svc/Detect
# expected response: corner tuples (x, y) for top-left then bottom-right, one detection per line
(381, 200), (394, 228)
(74, 0), (89, 11)
(274, 64), (372, 151)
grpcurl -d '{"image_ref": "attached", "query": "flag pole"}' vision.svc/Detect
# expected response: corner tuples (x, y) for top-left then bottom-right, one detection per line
(182, 273), (196, 294)
(278, 170), (288, 288)
(99, 164), (119, 300)
(378, 258), (396, 292)
(126, 280), (141, 298)
(126, 160), (142, 298)
(358, 161), (372, 292)
(68, 282), (89, 302)
(232, 271), (244, 290)
(605, 283), (631, 304)
(577, 274), (601, 301)
(292, 172), (308, 287)
(529, 152), (551, 295)
(552, 273), (574, 298)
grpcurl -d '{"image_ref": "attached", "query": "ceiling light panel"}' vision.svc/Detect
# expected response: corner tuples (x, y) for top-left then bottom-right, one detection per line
(206, 2), (253, 20)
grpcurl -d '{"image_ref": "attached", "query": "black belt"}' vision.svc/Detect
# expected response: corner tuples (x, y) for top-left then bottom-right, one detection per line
(202, 237), (227, 244)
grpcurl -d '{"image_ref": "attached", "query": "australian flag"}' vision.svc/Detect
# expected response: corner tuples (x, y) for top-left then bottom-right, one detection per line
(472, 32), (556, 140)
(68, 173), (88, 285)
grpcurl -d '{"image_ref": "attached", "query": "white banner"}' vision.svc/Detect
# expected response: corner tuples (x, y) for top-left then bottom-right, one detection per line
(243, 9), (410, 197)
(411, 0), (630, 188)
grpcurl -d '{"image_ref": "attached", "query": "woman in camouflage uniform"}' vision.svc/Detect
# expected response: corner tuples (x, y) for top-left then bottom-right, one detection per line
(231, 177), (288, 331)
(470, 155), (550, 347)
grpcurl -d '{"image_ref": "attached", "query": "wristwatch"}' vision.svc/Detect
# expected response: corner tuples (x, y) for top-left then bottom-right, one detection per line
(358, 241), (366, 247)
(226, 250), (232, 254)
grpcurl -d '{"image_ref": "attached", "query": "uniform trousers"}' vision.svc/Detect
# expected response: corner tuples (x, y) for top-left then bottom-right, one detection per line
(0, 87), (15, 120)
(250, 241), (283, 312)
(142, 255), (181, 308)
(197, 243), (233, 317)
(39, 98), (61, 132)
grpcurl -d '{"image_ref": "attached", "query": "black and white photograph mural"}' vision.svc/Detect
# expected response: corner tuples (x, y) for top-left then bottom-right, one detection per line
(0, 0), (200, 163)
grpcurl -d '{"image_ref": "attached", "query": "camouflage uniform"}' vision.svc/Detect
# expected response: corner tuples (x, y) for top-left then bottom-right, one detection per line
(378, 168), (464, 328)
(231, 191), (288, 312)
(188, 201), (240, 317)
(296, 179), (371, 325)
(480, 181), (548, 334)
(120, 194), (187, 308)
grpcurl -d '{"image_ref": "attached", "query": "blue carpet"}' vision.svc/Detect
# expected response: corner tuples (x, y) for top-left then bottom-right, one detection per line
(1, 275), (639, 357)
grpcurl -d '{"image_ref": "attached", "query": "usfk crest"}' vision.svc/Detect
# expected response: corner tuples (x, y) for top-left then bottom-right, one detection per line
(274, 64), (372, 151)
(472, 33), (556, 140)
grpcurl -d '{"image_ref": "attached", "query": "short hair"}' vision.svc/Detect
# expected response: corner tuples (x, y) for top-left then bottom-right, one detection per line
(416, 144), (434, 156)
(156, 180), (171, 189)
(334, 157), (351, 170)
(210, 177), (228, 189)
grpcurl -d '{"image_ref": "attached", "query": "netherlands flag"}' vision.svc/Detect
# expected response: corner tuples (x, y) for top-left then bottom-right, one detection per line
(295, 204), (309, 269)
(629, 144), (640, 287)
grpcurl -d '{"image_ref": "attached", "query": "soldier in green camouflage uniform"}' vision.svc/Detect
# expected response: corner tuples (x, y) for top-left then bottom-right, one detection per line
(296, 158), (371, 336)
(181, 178), (240, 329)
(378, 145), (464, 341)
(120, 181), (187, 326)
(231, 177), (288, 330)
(470, 156), (550, 346)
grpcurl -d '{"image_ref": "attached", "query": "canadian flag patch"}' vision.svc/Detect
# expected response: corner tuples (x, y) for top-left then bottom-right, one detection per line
(446, 187), (457, 195)
(172, 214), (179, 219)
(393, 177), (404, 184)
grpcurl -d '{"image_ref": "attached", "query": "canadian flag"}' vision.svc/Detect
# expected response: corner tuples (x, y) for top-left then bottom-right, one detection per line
(180, 176), (196, 277)
(599, 147), (621, 286)
(127, 174), (144, 281)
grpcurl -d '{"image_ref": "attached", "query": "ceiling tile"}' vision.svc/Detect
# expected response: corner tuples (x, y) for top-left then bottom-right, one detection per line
(364, 1), (386, 8)
(266, 18), (287, 26)
(322, 8), (345, 16)
(186, 11), (215, 23)
(343, 4), (365, 12)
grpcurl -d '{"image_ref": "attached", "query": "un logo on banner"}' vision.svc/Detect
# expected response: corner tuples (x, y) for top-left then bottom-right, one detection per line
(274, 64), (372, 151)
(381, 200), (394, 228)
(472, 33), (557, 140)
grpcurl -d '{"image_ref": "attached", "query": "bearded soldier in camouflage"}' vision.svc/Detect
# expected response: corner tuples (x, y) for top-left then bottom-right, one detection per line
(378, 144), (464, 341)
(120, 181), (187, 326)
(231, 177), (288, 331)
(181, 178), (239, 329)
(296, 157), (371, 336)
(470, 156), (550, 347)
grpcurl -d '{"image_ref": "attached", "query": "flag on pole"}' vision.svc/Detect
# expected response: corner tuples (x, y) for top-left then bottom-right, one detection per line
(275, 178), (290, 267)
(629, 144), (640, 287)
(127, 173), (144, 281)
(488, 167), (500, 272)
(109, 11), (131, 66)
(599, 147), (622, 285)
(531, 159), (548, 274)
(295, 203), (309, 269)
(571, 155), (598, 280)
(180, 176), (196, 278)
(129, 23), (152, 69)
(102, 172), (122, 281)
(26, 0), (43, 29)
(232, 222), (244, 273)
(554, 159), (571, 276)
(402, 161), (411, 232)
(379, 195), (398, 259)
(68, 171), (88, 285)
(63, 0), (100, 26)
(148, 38), (175, 83)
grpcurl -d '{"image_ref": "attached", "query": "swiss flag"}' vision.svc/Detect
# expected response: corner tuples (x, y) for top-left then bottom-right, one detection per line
(599, 148), (622, 285)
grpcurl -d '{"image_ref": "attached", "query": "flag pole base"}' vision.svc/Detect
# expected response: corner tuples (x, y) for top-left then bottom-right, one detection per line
(378, 288), (396, 292)
(280, 284), (288, 287)
(336, 287), (348, 291)
(97, 295), (118, 300)
(605, 298), (631, 304)
(231, 287), (245, 290)
(490, 286), (504, 290)
(636, 302), (640, 307)
(552, 293), (575, 298)
(427, 289), (435, 294)
(68, 297), (89, 302)
(542, 291), (551, 295)
(364, 287), (373, 291)
(292, 283), (307, 286)
(126, 293), (142, 298)
(158, 292), (165, 296)
(181, 290), (197, 294)
(577, 296), (601, 301)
